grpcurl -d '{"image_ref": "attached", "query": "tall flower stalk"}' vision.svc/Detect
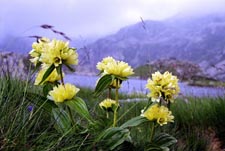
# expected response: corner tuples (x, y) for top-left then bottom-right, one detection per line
(29, 37), (93, 133)
(141, 71), (179, 142)
(95, 56), (134, 127)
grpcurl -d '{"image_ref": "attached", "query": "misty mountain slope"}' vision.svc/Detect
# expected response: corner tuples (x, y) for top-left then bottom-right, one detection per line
(78, 14), (225, 76)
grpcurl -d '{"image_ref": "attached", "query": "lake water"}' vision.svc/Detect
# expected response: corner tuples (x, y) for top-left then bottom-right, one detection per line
(64, 74), (225, 97)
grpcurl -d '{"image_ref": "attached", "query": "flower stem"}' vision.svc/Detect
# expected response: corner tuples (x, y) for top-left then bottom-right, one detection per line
(59, 65), (64, 86)
(106, 112), (109, 119)
(168, 101), (171, 109)
(113, 79), (119, 127)
(150, 122), (155, 143)
(108, 88), (111, 99)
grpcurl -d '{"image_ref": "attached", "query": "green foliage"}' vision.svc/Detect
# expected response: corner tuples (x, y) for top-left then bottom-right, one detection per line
(39, 64), (55, 85)
(0, 77), (53, 150)
(1, 62), (225, 151)
(153, 133), (177, 149)
(120, 116), (148, 129)
(65, 97), (93, 123)
(42, 82), (57, 96)
(52, 108), (72, 133)
(97, 127), (131, 150)
(26, 92), (57, 113)
(94, 74), (113, 97)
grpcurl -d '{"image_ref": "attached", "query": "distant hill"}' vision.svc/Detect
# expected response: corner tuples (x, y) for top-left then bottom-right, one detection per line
(77, 13), (225, 80)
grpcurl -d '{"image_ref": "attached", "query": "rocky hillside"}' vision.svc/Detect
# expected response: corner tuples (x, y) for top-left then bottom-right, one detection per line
(78, 13), (225, 80)
(0, 51), (30, 78)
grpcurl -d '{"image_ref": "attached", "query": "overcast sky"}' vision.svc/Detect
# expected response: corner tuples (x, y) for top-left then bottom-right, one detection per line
(1, 0), (225, 39)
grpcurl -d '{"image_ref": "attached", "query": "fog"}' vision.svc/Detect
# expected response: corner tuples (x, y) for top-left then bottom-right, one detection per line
(0, 0), (225, 52)
(1, 0), (225, 46)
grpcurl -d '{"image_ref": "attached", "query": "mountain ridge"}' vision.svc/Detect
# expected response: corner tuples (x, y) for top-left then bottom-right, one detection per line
(77, 13), (225, 80)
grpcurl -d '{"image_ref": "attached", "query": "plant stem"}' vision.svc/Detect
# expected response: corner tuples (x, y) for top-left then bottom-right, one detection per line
(168, 101), (171, 109)
(108, 88), (111, 99)
(106, 112), (109, 119)
(150, 122), (155, 143)
(113, 79), (119, 127)
(59, 65), (64, 85)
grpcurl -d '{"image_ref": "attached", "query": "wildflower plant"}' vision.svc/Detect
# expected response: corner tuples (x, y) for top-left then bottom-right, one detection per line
(94, 56), (134, 127)
(29, 37), (92, 133)
(29, 38), (179, 150)
(140, 71), (179, 149)
(95, 69), (179, 150)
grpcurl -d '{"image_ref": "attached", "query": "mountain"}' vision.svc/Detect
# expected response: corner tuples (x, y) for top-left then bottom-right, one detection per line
(77, 13), (225, 80)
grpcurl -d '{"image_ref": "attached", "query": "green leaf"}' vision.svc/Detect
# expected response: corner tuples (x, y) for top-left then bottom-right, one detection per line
(154, 133), (177, 148)
(94, 74), (113, 97)
(43, 82), (54, 97)
(65, 97), (93, 123)
(97, 127), (131, 150)
(52, 108), (72, 133)
(108, 129), (130, 150)
(145, 144), (164, 151)
(39, 64), (55, 85)
(120, 116), (148, 129)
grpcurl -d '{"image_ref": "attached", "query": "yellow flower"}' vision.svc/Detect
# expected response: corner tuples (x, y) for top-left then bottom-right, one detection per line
(142, 104), (174, 126)
(96, 57), (134, 78)
(48, 83), (80, 103)
(29, 37), (50, 65)
(96, 57), (116, 71)
(40, 39), (78, 67)
(104, 61), (134, 78)
(146, 71), (180, 102)
(142, 104), (159, 121)
(34, 65), (62, 85)
(99, 98), (117, 111)
(157, 106), (174, 126)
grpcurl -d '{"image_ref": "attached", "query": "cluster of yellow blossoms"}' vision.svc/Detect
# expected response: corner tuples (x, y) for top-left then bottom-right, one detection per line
(146, 71), (180, 103)
(29, 38), (79, 103)
(99, 98), (117, 111)
(29, 38), (50, 66)
(97, 56), (134, 78)
(29, 37), (78, 67)
(34, 65), (62, 85)
(97, 57), (134, 89)
(142, 71), (179, 127)
(48, 83), (80, 103)
(142, 104), (174, 126)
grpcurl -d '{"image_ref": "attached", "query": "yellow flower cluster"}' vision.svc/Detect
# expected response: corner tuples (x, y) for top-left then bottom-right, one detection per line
(48, 83), (80, 103)
(142, 104), (174, 126)
(99, 98), (117, 111)
(34, 65), (62, 85)
(146, 71), (180, 102)
(96, 56), (134, 78)
(29, 38), (78, 67)
(29, 37), (50, 65)
(96, 57), (115, 71)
